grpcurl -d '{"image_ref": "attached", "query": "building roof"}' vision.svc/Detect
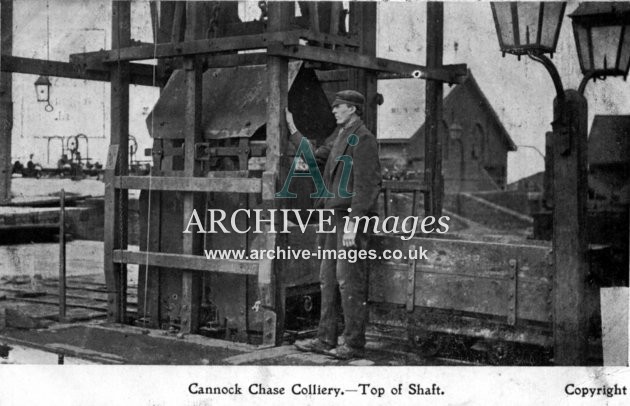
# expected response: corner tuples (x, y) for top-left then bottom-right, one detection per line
(588, 115), (630, 166)
(409, 70), (517, 151)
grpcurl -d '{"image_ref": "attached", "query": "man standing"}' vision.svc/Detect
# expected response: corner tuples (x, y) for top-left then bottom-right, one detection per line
(285, 90), (381, 360)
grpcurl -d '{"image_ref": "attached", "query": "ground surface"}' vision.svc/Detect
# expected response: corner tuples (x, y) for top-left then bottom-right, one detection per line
(0, 321), (465, 366)
(9, 176), (140, 202)
(10, 177), (105, 200)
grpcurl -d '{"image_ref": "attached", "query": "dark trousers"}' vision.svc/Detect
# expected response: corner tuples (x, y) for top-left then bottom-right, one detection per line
(317, 213), (368, 349)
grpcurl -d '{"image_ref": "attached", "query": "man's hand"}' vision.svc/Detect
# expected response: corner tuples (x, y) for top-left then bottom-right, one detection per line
(285, 108), (298, 134)
(342, 230), (357, 247)
(343, 219), (357, 247)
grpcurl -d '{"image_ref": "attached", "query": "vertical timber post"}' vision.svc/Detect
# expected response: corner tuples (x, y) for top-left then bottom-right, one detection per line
(348, 2), (377, 134)
(552, 90), (588, 365)
(263, 1), (293, 346)
(104, 0), (130, 323)
(138, 1), (173, 328)
(180, 56), (203, 334)
(424, 2), (444, 218)
(179, 3), (205, 335)
(0, 0), (12, 204)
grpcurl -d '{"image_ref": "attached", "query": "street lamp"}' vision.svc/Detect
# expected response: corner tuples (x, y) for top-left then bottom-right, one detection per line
(491, 2), (566, 58)
(491, 2), (567, 99)
(492, 2), (630, 366)
(34, 75), (53, 112)
(491, 1), (589, 366)
(570, 2), (630, 93)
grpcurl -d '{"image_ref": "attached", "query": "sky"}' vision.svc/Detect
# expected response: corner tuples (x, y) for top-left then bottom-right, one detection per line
(7, 0), (630, 183)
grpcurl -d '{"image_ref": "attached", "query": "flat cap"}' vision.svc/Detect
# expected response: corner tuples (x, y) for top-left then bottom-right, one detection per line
(332, 90), (365, 108)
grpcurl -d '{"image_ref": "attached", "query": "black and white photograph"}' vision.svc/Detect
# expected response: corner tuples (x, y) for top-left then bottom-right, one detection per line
(0, 0), (628, 404)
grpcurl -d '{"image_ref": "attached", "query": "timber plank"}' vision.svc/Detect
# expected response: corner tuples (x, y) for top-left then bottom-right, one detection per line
(424, 2), (444, 218)
(259, 0), (294, 347)
(369, 268), (551, 323)
(368, 235), (553, 323)
(180, 54), (204, 334)
(104, 1), (131, 323)
(267, 43), (426, 74)
(114, 175), (262, 193)
(0, 55), (158, 87)
(371, 236), (552, 279)
(113, 250), (258, 275)
(370, 304), (552, 347)
(71, 31), (304, 64)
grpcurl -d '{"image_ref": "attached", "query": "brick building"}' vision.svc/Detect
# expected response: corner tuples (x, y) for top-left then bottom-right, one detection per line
(378, 71), (516, 192)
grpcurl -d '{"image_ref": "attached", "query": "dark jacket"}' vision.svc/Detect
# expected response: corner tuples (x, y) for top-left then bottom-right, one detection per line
(290, 117), (381, 218)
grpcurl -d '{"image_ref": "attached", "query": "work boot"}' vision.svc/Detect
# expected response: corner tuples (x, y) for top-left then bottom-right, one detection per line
(294, 338), (334, 355)
(327, 344), (365, 360)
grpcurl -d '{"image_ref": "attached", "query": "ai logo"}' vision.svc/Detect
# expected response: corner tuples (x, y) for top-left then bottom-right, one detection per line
(275, 134), (359, 199)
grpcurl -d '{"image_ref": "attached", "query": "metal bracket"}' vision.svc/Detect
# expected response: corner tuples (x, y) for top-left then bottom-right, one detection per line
(507, 258), (518, 326)
(105, 144), (120, 172)
(146, 144), (184, 158)
(194, 140), (256, 170)
(406, 245), (417, 312)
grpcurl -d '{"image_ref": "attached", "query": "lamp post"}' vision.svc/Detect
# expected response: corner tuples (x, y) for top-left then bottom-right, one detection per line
(570, 3), (630, 93)
(491, 1), (589, 366)
(492, 2), (630, 365)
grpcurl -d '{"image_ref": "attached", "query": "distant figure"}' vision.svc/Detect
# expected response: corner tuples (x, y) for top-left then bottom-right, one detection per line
(26, 154), (35, 172)
(25, 154), (42, 178)
(57, 154), (70, 170)
(12, 160), (23, 175)
(12, 154), (42, 178)
(57, 154), (71, 177)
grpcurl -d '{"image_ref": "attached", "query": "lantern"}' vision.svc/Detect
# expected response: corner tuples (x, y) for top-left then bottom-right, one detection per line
(570, 2), (630, 79)
(491, 2), (566, 57)
(34, 75), (52, 103)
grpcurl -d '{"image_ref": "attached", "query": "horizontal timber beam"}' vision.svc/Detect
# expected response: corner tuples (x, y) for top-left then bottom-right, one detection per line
(71, 30), (359, 65)
(113, 250), (259, 275)
(378, 64), (468, 84)
(113, 175), (262, 193)
(0, 55), (159, 86)
(267, 43), (425, 74)
(71, 30), (305, 64)
(382, 180), (428, 192)
(204, 52), (267, 69)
